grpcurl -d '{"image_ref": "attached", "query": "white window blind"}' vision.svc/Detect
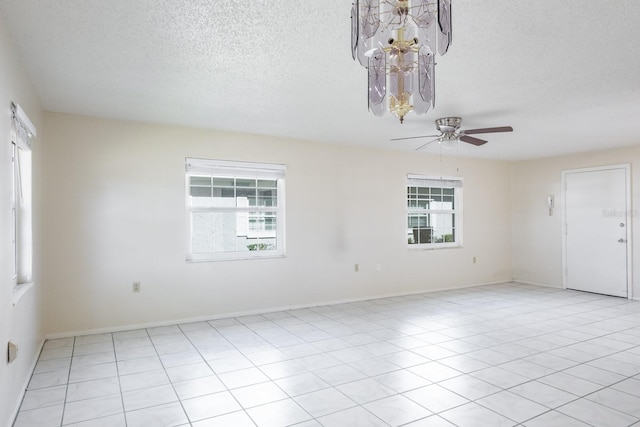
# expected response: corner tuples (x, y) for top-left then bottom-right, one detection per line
(407, 175), (463, 188)
(186, 158), (285, 179)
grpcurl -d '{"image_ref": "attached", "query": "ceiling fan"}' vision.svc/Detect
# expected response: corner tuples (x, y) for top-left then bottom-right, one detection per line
(392, 117), (513, 150)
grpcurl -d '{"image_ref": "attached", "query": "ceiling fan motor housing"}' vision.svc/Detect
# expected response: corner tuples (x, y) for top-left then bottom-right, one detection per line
(435, 117), (462, 135)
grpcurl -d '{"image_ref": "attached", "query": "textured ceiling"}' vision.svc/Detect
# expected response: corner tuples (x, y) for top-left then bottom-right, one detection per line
(1, 0), (639, 160)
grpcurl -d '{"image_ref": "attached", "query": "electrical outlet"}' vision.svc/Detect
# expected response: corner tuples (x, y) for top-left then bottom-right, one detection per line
(354, 263), (359, 272)
(132, 282), (141, 293)
(473, 256), (477, 264)
(7, 341), (18, 363)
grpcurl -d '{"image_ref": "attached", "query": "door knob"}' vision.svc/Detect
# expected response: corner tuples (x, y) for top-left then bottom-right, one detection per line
(618, 239), (626, 243)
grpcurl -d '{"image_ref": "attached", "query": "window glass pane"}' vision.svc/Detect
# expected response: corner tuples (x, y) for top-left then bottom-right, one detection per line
(191, 187), (211, 197)
(236, 178), (256, 188)
(212, 177), (234, 187)
(15, 147), (33, 284)
(432, 228), (455, 243)
(11, 143), (17, 279)
(429, 213), (454, 243)
(408, 227), (432, 244)
(236, 188), (256, 206)
(257, 189), (277, 207)
(430, 187), (442, 195)
(192, 211), (279, 254)
(264, 216), (277, 231)
(192, 212), (237, 254)
(408, 213), (431, 245)
(430, 213), (454, 228)
(191, 212), (214, 253)
(210, 187), (235, 208)
(433, 200), (453, 210)
(407, 215), (428, 228)
(246, 212), (277, 251)
(190, 175), (212, 198)
(190, 176), (211, 186)
(258, 179), (277, 188)
(443, 188), (454, 195)
(192, 190), (235, 208)
(212, 187), (235, 198)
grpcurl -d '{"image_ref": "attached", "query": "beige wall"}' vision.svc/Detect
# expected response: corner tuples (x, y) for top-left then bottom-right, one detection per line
(2, 8), (639, 425)
(0, 17), (44, 427)
(42, 112), (513, 335)
(511, 146), (640, 298)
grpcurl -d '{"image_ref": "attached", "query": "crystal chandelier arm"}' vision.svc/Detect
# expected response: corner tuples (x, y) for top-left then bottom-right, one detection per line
(361, 0), (381, 37)
(351, 1), (359, 60)
(414, 45), (434, 113)
(355, 0), (382, 66)
(368, 48), (387, 116)
(411, 0), (437, 28)
(437, 0), (452, 55)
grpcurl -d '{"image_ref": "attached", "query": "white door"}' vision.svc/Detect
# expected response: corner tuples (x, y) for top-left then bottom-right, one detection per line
(564, 166), (630, 297)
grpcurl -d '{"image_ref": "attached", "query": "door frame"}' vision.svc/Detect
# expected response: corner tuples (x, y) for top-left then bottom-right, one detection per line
(561, 163), (633, 299)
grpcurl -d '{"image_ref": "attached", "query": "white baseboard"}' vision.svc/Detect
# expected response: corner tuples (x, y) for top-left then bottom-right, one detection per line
(45, 280), (512, 340)
(11, 338), (45, 426)
(511, 279), (562, 289)
(515, 279), (638, 301)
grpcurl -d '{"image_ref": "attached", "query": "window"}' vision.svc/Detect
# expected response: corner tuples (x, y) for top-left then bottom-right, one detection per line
(186, 158), (285, 261)
(10, 103), (35, 286)
(407, 174), (462, 248)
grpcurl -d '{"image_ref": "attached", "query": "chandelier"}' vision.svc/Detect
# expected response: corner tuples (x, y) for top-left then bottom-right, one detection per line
(351, 0), (452, 123)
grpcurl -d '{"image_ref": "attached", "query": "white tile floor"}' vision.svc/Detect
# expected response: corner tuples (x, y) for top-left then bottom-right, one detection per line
(13, 282), (640, 427)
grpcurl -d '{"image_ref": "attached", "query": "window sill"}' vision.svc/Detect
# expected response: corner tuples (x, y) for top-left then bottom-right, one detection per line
(12, 282), (35, 306)
(408, 244), (462, 251)
(187, 253), (286, 263)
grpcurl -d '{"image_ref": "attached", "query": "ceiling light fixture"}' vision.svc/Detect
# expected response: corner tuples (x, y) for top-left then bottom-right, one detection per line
(351, 0), (452, 124)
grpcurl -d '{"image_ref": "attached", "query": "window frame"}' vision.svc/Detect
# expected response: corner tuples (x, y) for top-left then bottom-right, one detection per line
(10, 102), (35, 287)
(406, 174), (463, 249)
(185, 158), (286, 262)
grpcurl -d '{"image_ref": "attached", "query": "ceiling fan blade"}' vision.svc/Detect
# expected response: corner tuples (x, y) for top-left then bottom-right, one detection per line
(459, 135), (487, 146)
(391, 134), (440, 141)
(415, 138), (441, 151)
(462, 126), (513, 135)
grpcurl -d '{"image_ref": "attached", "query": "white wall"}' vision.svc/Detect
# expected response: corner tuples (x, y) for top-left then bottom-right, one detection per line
(0, 17), (44, 427)
(42, 113), (512, 335)
(511, 145), (640, 298)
